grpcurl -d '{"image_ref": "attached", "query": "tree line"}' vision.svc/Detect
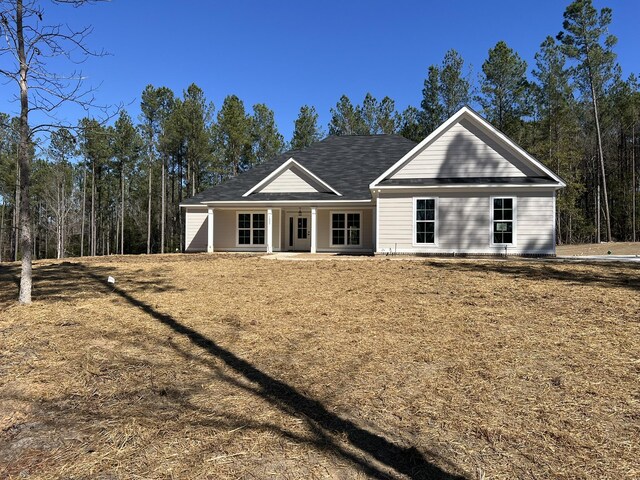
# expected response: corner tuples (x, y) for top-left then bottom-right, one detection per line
(1, 0), (638, 266)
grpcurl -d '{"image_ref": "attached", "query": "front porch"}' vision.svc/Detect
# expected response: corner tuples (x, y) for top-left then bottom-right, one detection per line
(185, 205), (374, 254)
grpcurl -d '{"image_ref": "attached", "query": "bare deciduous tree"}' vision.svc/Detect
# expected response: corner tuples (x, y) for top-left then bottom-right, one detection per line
(0, 0), (107, 303)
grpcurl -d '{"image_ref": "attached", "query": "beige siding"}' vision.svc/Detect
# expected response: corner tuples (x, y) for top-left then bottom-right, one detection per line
(212, 209), (281, 252)
(259, 167), (319, 193)
(391, 119), (539, 179)
(185, 208), (208, 252)
(377, 190), (555, 255)
(316, 209), (373, 252)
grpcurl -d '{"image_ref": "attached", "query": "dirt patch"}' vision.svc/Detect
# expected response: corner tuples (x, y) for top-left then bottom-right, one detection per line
(0, 255), (638, 479)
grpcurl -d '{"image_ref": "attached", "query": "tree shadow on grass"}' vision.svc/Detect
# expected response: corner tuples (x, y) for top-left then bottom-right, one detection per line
(69, 265), (465, 479)
(0, 261), (181, 308)
(421, 258), (640, 292)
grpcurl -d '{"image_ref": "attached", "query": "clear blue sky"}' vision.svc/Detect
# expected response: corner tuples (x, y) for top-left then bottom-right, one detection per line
(4, 0), (640, 140)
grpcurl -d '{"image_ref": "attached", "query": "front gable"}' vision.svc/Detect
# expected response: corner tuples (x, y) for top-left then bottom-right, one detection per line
(243, 158), (341, 197)
(370, 107), (565, 188)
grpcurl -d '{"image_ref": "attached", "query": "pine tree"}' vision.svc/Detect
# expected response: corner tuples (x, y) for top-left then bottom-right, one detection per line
(478, 41), (530, 137)
(558, 0), (618, 241)
(215, 95), (252, 176)
(328, 95), (364, 135)
(290, 105), (323, 150)
(250, 104), (284, 165)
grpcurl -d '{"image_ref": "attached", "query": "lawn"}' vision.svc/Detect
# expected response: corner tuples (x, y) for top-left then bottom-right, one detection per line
(0, 255), (638, 479)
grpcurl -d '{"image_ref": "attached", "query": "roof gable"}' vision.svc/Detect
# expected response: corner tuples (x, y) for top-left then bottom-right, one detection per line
(370, 107), (565, 188)
(243, 158), (341, 197)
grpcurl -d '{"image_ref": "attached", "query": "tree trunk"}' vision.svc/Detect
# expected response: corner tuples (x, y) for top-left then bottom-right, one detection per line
(91, 162), (96, 256)
(147, 159), (152, 254)
(633, 125), (636, 243)
(0, 194), (5, 262)
(81, 162), (86, 256)
(161, 156), (166, 254)
(120, 167), (125, 255)
(17, 0), (32, 304)
(14, 154), (20, 262)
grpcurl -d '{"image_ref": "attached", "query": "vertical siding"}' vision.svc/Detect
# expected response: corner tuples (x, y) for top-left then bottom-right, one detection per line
(185, 208), (208, 252)
(377, 190), (555, 255)
(391, 119), (538, 179)
(260, 167), (319, 193)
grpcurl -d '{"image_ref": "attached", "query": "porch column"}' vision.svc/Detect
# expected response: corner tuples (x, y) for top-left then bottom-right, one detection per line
(207, 207), (214, 253)
(310, 207), (317, 253)
(267, 208), (273, 253)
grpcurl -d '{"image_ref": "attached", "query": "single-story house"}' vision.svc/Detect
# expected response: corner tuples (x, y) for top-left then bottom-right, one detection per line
(181, 106), (565, 255)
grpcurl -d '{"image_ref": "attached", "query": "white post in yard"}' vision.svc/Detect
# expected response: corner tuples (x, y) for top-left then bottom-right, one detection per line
(207, 207), (214, 253)
(311, 207), (317, 253)
(267, 208), (273, 254)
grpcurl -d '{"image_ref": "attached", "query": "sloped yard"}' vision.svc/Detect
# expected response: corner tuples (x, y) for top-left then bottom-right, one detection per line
(0, 255), (638, 479)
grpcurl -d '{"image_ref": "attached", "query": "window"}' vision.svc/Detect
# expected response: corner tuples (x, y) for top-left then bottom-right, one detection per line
(238, 212), (266, 245)
(331, 212), (360, 246)
(415, 198), (436, 244)
(492, 198), (514, 245)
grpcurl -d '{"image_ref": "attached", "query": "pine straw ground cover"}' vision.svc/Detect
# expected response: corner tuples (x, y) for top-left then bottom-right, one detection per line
(0, 255), (638, 480)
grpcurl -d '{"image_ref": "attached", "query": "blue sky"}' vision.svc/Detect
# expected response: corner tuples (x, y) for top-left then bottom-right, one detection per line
(3, 0), (640, 140)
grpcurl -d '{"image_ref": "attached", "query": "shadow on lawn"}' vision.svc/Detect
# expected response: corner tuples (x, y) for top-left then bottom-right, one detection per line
(0, 261), (178, 307)
(61, 265), (463, 479)
(1, 260), (465, 478)
(422, 258), (640, 292)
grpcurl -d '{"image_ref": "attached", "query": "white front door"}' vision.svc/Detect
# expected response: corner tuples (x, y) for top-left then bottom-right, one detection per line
(288, 215), (311, 251)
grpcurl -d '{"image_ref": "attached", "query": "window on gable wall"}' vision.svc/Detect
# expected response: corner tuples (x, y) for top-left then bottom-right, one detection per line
(415, 198), (436, 244)
(492, 198), (514, 245)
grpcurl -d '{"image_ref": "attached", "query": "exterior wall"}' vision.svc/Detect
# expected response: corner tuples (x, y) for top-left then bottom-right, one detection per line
(259, 167), (319, 193)
(377, 189), (555, 255)
(390, 119), (539, 179)
(185, 208), (281, 252)
(213, 208), (281, 252)
(316, 208), (374, 253)
(185, 208), (208, 251)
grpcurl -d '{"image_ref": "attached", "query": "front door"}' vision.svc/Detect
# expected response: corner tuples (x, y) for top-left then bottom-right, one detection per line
(288, 215), (311, 251)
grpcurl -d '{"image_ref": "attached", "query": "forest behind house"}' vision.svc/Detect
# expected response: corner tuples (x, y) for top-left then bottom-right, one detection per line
(0, 0), (638, 261)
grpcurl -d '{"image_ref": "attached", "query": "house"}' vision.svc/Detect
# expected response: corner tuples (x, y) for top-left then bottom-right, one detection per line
(181, 107), (565, 255)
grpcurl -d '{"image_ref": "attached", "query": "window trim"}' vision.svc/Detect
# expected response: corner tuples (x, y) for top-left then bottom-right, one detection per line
(412, 197), (438, 247)
(490, 196), (517, 247)
(236, 211), (267, 247)
(329, 210), (362, 247)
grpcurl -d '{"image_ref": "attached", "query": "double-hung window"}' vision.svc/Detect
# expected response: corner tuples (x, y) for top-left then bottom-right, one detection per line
(238, 213), (266, 245)
(331, 212), (360, 246)
(415, 198), (436, 244)
(492, 198), (515, 245)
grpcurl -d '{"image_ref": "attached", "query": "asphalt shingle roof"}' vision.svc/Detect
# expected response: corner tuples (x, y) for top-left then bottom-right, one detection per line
(181, 135), (418, 205)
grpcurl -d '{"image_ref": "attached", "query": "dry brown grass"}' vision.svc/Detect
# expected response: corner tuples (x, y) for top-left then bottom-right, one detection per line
(557, 241), (640, 256)
(0, 254), (638, 479)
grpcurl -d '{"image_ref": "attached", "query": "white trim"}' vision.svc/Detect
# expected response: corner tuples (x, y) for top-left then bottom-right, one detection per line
(412, 197), (439, 247)
(329, 210), (363, 248)
(236, 211), (267, 248)
(310, 208), (317, 253)
(207, 207), (214, 253)
(369, 106), (566, 189)
(553, 191), (557, 254)
(181, 199), (371, 207)
(266, 209), (273, 254)
(242, 158), (342, 197)
(489, 196), (517, 248)
(373, 184), (561, 190)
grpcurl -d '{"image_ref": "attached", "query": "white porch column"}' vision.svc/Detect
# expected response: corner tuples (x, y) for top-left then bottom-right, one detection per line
(310, 207), (317, 253)
(267, 208), (273, 254)
(207, 207), (214, 253)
